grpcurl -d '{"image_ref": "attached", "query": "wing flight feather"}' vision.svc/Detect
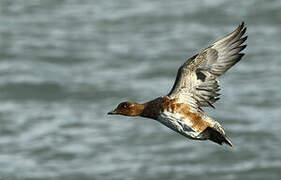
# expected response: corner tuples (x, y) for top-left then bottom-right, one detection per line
(168, 22), (247, 110)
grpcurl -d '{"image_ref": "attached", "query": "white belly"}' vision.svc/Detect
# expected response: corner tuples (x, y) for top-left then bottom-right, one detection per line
(157, 111), (203, 139)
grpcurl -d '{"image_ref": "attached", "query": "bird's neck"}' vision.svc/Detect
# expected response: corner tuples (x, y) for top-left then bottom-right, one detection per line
(132, 97), (169, 119)
(140, 98), (164, 119)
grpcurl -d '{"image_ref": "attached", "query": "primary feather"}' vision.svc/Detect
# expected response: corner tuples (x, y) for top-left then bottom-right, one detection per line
(168, 22), (247, 110)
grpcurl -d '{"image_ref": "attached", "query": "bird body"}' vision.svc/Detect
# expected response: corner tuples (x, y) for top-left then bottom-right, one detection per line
(108, 22), (247, 147)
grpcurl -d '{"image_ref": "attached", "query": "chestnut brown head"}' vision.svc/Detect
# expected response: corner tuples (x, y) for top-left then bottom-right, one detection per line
(108, 101), (144, 116)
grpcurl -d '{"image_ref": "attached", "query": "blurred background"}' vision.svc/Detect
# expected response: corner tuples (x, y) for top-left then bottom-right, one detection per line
(0, 0), (281, 179)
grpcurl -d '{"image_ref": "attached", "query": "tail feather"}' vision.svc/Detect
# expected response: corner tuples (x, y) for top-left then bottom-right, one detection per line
(203, 127), (233, 147)
(223, 136), (233, 147)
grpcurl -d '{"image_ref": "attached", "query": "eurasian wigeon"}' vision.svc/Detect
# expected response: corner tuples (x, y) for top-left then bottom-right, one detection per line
(108, 22), (247, 147)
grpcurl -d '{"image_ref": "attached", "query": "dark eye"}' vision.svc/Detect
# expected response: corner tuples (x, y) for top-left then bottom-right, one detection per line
(122, 103), (128, 109)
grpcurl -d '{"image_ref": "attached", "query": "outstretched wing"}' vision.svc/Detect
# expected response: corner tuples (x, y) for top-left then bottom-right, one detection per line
(168, 22), (247, 109)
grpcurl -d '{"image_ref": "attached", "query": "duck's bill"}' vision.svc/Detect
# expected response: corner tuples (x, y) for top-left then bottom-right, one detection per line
(107, 110), (117, 115)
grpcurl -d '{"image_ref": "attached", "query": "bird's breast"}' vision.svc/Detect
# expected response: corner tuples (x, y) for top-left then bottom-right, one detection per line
(157, 110), (197, 139)
(156, 102), (213, 139)
(143, 97), (212, 134)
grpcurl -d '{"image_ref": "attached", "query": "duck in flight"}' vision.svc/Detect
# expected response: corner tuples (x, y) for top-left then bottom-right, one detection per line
(108, 22), (247, 147)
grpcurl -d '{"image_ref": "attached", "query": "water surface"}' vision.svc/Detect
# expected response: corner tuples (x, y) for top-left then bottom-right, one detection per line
(0, 0), (281, 179)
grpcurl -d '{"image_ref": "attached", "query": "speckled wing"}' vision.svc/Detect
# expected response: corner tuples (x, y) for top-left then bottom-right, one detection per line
(168, 22), (247, 109)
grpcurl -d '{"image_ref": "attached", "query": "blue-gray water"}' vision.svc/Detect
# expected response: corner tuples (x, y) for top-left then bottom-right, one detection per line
(0, 0), (281, 180)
